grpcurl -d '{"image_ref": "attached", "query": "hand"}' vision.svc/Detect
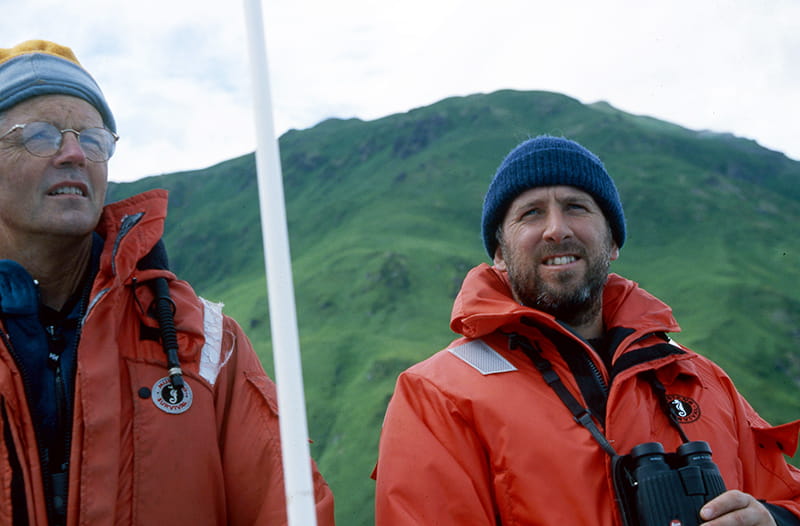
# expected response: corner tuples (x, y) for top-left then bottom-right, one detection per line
(699, 490), (776, 525)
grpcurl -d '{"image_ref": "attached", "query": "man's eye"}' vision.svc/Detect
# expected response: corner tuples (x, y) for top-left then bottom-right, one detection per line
(80, 134), (103, 149)
(25, 130), (53, 142)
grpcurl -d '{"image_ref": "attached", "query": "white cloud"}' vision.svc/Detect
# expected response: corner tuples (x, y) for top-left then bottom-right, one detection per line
(3, 0), (799, 182)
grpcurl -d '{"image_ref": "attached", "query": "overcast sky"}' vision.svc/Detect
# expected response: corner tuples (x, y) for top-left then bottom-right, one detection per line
(4, 0), (799, 183)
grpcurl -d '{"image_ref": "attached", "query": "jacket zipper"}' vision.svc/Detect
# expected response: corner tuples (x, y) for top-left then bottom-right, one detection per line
(520, 318), (613, 423)
(47, 276), (92, 526)
(45, 322), (77, 526)
(583, 351), (609, 399)
(45, 324), (73, 473)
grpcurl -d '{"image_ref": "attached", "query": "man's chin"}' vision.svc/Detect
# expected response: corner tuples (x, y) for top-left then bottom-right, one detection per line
(537, 280), (589, 303)
(520, 284), (593, 313)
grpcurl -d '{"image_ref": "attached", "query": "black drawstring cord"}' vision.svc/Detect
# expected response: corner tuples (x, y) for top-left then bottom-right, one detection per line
(136, 240), (184, 389)
(152, 277), (184, 389)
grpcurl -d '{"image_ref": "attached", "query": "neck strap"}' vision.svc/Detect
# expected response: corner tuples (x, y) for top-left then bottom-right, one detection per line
(509, 333), (618, 457)
(509, 333), (690, 458)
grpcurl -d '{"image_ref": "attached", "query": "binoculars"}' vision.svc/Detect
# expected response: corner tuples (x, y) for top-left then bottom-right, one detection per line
(613, 441), (726, 526)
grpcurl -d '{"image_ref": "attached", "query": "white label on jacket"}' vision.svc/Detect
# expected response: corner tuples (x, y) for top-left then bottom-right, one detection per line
(449, 339), (517, 375)
(199, 298), (225, 385)
(151, 376), (193, 414)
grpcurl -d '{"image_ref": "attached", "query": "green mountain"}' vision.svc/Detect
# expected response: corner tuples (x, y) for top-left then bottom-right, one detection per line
(107, 90), (800, 526)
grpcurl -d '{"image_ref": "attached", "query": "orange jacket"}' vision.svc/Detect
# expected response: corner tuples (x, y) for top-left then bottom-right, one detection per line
(375, 263), (800, 525)
(0, 190), (334, 525)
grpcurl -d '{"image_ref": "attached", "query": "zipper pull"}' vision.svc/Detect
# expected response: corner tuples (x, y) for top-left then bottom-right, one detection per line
(45, 324), (64, 370)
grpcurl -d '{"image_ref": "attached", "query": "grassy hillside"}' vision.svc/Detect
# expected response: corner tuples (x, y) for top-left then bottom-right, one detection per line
(107, 90), (800, 526)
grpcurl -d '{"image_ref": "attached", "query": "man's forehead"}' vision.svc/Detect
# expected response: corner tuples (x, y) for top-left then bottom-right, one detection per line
(5, 94), (102, 124)
(510, 185), (598, 206)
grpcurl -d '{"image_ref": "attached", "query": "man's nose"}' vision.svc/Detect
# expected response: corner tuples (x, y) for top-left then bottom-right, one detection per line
(542, 210), (573, 243)
(53, 131), (87, 165)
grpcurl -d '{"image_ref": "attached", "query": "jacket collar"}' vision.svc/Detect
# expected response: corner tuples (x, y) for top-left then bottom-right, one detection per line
(450, 263), (681, 342)
(94, 189), (169, 281)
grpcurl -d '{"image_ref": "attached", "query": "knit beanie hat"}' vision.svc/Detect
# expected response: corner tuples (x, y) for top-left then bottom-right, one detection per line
(481, 135), (625, 258)
(0, 40), (116, 132)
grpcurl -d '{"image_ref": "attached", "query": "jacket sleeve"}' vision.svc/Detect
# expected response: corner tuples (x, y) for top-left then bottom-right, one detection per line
(728, 375), (800, 522)
(374, 370), (498, 525)
(742, 411), (800, 522)
(213, 317), (335, 526)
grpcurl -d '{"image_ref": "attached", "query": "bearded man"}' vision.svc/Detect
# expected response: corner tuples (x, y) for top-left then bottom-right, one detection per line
(373, 136), (800, 526)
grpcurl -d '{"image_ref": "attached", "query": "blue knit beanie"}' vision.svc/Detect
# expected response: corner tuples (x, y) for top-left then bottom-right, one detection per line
(481, 136), (625, 258)
(0, 40), (116, 132)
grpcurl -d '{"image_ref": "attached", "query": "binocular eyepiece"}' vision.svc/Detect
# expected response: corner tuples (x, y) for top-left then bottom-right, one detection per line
(614, 441), (726, 526)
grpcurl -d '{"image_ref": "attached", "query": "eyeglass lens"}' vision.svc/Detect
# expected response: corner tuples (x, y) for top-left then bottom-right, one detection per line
(20, 122), (117, 162)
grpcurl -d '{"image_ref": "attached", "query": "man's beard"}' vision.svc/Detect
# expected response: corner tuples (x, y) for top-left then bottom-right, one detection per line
(502, 238), (614, 328)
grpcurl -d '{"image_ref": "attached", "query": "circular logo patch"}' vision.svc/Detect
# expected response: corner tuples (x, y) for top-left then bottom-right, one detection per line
(151, 376), (193, 414)
(666, 394), (700, 423)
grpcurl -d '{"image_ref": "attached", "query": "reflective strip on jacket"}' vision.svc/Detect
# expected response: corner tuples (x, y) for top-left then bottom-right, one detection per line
(374, 263), (800, 525)
(0, 189), (335, 525)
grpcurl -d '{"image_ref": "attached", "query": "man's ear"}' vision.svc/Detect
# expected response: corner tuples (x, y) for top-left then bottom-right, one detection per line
(493, 245), (507, 271)
(610, 242), (620, 262)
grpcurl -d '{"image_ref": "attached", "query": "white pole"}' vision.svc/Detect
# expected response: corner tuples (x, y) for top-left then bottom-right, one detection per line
(242, 1), (319, 525)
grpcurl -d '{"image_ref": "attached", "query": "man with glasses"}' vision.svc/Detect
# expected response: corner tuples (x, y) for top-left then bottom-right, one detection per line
(0, 40), (334, 525)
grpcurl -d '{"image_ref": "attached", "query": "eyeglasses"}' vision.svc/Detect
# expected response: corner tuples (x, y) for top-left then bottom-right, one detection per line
(0, 121), (119, 162)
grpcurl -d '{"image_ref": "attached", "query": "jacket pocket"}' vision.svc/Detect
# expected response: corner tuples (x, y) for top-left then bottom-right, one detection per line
(126, 360), (226, 525)
(244, 370), (279, 416)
